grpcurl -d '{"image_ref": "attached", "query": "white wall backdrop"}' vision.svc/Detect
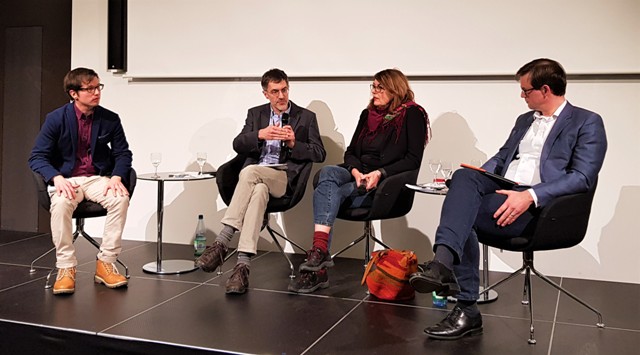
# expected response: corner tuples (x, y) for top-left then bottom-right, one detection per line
(73, 0), (640, 284)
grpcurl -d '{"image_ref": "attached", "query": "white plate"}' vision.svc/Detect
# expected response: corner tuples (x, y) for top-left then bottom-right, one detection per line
(421, 182), (447, 190)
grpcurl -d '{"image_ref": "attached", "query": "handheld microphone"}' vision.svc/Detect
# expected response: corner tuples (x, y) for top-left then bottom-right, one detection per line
(280, 113), (290, 148)
(279, 113), (290, 163)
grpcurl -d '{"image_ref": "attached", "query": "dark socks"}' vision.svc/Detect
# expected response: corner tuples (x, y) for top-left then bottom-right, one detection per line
(215, 224), (236, 247)
(312, 231), (330, 253)
(433, 244), (455, 271)
(456, 299), (480, 318)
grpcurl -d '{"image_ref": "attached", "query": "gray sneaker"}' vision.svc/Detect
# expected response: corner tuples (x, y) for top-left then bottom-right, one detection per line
(288, 269), (329, 294)
(299, 248), (334, 272)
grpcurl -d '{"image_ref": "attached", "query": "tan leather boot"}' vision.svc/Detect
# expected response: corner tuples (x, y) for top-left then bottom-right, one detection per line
(95, 260), (128, 288)
(53, 267), (76, 295)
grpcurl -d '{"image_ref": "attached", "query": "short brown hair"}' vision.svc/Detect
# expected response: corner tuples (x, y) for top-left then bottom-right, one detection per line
(368, 68), (414, 112)
(261, 68), (289, 90)
(64, 67), (99, 99)
(516, 58), (566, 96)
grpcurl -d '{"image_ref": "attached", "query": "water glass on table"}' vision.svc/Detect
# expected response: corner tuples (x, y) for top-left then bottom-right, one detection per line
(150, 152), (162, 178)
(196, 152), (207, 175)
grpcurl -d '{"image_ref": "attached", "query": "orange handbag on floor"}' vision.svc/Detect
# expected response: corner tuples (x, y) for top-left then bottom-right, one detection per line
(361, 249), (418, 301)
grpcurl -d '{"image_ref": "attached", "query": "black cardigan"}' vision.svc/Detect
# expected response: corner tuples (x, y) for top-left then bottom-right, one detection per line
(340, 106), (428, 179)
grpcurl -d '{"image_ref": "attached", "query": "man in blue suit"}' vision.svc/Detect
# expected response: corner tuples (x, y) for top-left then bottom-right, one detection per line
(29, 68), (133, 295)
(409, 59), (607, 339)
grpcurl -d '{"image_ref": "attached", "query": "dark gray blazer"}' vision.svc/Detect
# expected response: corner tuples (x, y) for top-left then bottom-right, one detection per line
(232, 101), (326, 193)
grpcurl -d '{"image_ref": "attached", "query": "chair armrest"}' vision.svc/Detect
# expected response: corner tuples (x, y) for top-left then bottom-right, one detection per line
(367, 169), (419, 220)
(216, 155), (246, 206)
(31, 171), (51, 211)
(530, 188), (597, 251)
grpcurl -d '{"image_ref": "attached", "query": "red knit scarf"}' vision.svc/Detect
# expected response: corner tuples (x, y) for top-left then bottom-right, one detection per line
(359, 101), (430, 144)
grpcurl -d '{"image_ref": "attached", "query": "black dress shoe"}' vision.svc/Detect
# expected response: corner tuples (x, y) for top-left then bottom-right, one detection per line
(409, 260), (460, 296)
(424, 306), (483, 340)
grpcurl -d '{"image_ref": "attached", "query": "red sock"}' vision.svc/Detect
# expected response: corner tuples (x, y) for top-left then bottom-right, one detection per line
(312, 231), (330, 253)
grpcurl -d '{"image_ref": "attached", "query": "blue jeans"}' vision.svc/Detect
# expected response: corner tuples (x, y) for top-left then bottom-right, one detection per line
(313, 166), (374, 240)
(436, 168), (537, 301)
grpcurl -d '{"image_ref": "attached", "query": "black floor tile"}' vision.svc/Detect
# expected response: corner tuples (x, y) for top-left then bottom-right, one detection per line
(476, 271), (561, 322)
(308, 301), (554, 355)
(1, 229), (639, 355)
(0, 230), (44, 245)
(0, 273), (197, 332)
(556, 277), (640, 330)
(551, 323), (640, 355)
(104, 284), (361, 354)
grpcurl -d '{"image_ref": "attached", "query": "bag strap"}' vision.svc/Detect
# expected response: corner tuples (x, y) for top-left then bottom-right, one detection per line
(361, 250), (386, 285)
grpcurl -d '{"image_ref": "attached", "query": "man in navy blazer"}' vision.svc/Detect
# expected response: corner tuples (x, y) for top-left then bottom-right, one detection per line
(409, 59), (607, 340)
(29, 68), (133, 295)
(195, 68), (325, 294)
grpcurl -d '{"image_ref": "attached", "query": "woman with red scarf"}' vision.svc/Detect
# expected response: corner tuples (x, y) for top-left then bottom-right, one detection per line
(289, 68), (430, 293)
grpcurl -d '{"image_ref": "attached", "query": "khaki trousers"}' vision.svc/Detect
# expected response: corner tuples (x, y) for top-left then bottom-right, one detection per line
(221, 165), (287, 254)
(49, 176), (130, 268)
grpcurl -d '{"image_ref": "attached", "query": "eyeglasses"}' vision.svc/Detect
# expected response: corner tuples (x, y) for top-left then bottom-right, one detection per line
(521, 87), (538, 97)
(370, 84), (385, 93)
(77, 83), (104, 94)
(266, 87), (289, 96)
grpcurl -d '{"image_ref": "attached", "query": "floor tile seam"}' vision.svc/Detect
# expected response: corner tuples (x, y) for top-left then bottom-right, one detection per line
(0, 233), (50, 247)
(98, 282), (209, 333)
(250, 287), (367, 303)
(553, 320), (640, 333)
(131, 274), (217, 286)
(118, 242), (152, 254)
(300, 299), (366, 355)
(97, 332), (247, 354)
(0, 317), (98, 336)
(0, 275), (49, 294)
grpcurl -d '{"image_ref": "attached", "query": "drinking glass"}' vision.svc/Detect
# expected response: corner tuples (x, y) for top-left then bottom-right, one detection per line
(196, 152), (207, 175)
(440, 161), (452, 182)
(150, 152), (162, 178)
(428, 159), (441, 183)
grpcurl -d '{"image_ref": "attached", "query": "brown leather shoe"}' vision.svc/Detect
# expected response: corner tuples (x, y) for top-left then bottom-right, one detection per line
(195, 241), (228, 273)
(53, 267), (76, 295)
(225, 264), (250, 294)
(95, 260), (128, 288)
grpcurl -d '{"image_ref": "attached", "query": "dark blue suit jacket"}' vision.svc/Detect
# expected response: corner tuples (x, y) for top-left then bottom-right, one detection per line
(483, 102), (607, 208)
(29, 102), (133, 184)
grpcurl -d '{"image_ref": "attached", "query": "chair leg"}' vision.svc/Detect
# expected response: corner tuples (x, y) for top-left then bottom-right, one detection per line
(76, 218), (130, 279)
(524, 267), (536, 344)
(331, 232), (366, 259)
(29, 246), (56, 274)
(331, 221), (393, 267)
(478, 244), (498, 303)
(479, 265), (526, 296)
(266, 226), (296, 279)
(530, 264), (605, 328)
(266, 224), (307, 254)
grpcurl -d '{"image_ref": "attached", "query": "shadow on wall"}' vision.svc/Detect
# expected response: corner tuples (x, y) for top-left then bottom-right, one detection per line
(268, 100), (363, 254)
(375, 111), (489, 262)
(422, 111), (487, 173)
(143, 117), (238, 246)
(597, 186), (640, 282)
